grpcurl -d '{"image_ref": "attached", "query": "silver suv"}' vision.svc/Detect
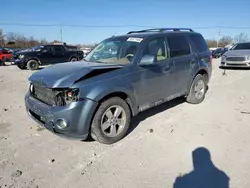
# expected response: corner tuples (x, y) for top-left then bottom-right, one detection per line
(221, 42), (250, 68)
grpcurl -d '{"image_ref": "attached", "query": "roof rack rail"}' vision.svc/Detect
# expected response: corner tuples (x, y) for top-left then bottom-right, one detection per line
(127, 28), (194, 34)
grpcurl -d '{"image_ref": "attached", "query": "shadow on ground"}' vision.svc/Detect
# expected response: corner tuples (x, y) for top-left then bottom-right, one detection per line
(219, 66), (250, 70)
(128, 97), (185, 135)
(173, 147), (230, 188)
(84, 97), (185, 142)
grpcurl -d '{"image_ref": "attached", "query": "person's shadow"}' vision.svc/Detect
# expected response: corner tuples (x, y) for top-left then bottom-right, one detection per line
(173, 147), (230, 188)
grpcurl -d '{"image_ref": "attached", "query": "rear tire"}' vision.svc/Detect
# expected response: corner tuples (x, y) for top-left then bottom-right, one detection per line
(27, 60), (39, 70)
(70, 57), (77, 62)
(186, 74), (207, 104)
(91, 97), (131, 144)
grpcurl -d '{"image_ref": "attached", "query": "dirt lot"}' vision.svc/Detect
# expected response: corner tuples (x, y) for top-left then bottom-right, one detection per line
(0, 59), (250, 188)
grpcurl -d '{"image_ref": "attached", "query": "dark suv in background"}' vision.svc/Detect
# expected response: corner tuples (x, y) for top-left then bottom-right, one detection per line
(25, 28), (212, 144)
(12, 43), (83, 70)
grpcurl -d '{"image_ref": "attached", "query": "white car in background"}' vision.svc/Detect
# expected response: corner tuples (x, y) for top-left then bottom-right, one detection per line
(81, 47), (92, 57)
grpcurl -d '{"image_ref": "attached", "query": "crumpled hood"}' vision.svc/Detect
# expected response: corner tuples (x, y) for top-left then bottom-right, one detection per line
(224, 50), (250, 57)
(29, 61), (122, 88)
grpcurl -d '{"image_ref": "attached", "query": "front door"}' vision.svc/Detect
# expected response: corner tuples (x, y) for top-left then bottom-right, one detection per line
(52, 45), (67, 63)
(38, 46), (54, 65)
(134, 37), (175, 110)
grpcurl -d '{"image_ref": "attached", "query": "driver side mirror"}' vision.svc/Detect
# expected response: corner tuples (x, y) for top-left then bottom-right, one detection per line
(139, 55), (155, 66)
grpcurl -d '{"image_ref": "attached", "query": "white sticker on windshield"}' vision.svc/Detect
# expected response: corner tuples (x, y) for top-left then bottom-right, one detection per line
(127, 37), (143, 43)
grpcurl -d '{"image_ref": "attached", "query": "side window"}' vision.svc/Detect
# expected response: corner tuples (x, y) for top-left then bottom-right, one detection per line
(189, 34), (208, 53)
(44, 46), (52, 52)
(54, 46), (64, 52)
(167, 35), (190, 58)
(233, 43), (250, 50)
(142, 38), (168, 63)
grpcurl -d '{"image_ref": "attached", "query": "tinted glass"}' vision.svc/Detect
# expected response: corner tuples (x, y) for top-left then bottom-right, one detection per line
(189, 34), (208, 53)
(232, 43), (250, 50)
(167, 35), (190, 57)
(54, 46), (63, 52)
(142, 37), (168, 62)
(44, 46), (53, 52)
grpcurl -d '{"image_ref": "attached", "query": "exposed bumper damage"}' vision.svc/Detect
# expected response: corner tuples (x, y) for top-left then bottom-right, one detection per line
(25, 61), (121, 139)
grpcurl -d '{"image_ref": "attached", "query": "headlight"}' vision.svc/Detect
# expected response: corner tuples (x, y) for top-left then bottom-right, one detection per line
(19, 54), (25, 59)
(221, 55), (226, 60)
(29, 83), (34, 93)
(54, 88), (80, 106)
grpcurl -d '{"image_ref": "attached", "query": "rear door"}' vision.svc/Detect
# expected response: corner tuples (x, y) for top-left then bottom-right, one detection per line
(188, 34), (211, 79)
(166, 34), (193, 95)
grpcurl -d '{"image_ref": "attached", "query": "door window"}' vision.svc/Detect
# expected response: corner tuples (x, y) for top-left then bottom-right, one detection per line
(53, 46), (64, 53)
(167, 35), (191, 58)
(142, 38), (168, 63)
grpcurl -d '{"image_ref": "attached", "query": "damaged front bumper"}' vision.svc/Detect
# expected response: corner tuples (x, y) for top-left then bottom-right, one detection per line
(25, 92), (98, 140)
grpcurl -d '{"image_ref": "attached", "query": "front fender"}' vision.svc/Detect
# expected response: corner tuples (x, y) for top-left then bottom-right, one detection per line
(77, 80), (137, 114)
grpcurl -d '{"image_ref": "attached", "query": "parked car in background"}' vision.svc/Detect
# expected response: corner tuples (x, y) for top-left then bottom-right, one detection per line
(12, 43), (84, 70)
(81, 47), (92, 57)
(221, 42), (250, 68)
(25, 28), (212, 144)
(0, 49), (13, 66)
(212, 47), (228, 58)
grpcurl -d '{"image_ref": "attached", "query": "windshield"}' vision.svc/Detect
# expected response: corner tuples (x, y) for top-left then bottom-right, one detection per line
(32, 45), (44, 52)
(84, 37), (143, 64)
(231, 43), (250, 50)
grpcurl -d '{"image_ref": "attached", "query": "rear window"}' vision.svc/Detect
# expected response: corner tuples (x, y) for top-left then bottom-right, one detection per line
(167, 35), (191, 57)
(189, 34), (208, 53)
(54, 45), (64, 52)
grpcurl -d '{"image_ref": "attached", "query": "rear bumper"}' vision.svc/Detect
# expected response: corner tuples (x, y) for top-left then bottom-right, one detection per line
(25, 92), (98, 140)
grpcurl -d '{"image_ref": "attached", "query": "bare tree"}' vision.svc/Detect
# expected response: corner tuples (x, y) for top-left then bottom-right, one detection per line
(234, 33), (249, 43)
(206, 39), (217, 48)
(40, 39), (48, 45)
(219, 36), (233, 47)
(0, 29), (4, 47)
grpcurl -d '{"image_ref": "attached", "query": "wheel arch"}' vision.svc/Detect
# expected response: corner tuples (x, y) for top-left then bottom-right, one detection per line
(69, 56), (77, 61)
(26, 57), (41, 64)
(97, 91), (136, 116)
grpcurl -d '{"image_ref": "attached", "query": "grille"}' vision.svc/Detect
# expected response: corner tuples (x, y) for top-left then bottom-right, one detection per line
(226, 57), (246, 61)
(31, 84), (56, 106)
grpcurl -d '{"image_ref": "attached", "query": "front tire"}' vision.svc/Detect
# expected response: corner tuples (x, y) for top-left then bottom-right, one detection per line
(186, 74), (207, 104)
(17, 64), (26, 70)
(27, 60), (39, 70)
(91, 97), (131, 144)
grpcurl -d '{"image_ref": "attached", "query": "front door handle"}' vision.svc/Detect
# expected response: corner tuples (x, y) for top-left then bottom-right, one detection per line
(190, 58), (197, 64)
(162, 65), (171, 73)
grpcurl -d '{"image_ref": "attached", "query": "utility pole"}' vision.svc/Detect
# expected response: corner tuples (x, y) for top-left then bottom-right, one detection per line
(217, 29), (220, 48)
(60, 24), (63, 43)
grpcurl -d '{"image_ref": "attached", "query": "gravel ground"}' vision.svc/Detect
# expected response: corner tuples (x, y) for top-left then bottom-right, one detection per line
(0, 59), (250, 188)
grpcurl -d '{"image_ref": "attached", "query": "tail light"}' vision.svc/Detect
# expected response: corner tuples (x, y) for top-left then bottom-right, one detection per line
(209, 54), (212, 64)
